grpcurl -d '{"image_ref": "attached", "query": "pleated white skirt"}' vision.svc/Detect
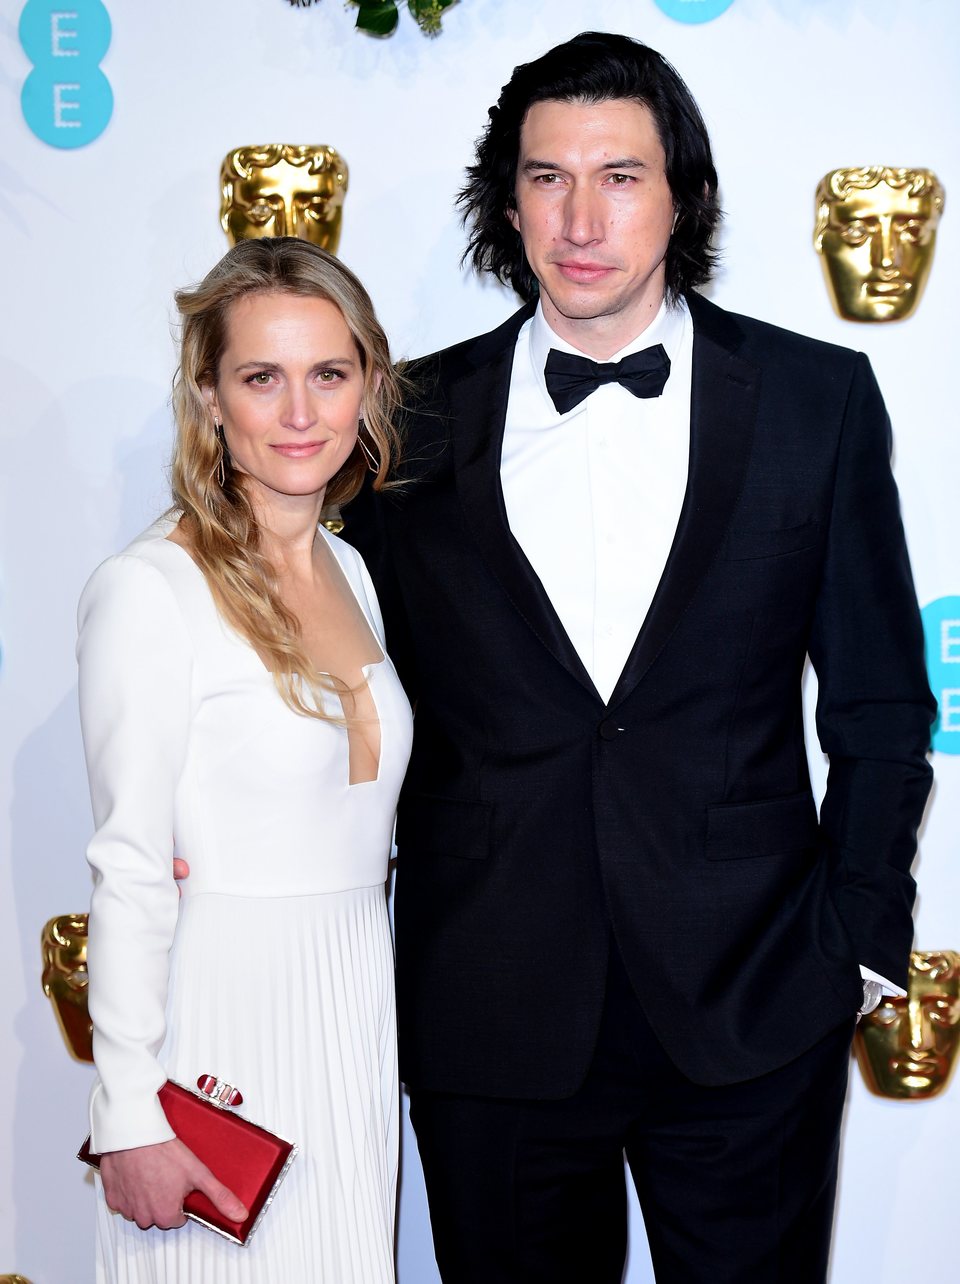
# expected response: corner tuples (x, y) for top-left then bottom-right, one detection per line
(95, 886), (398, 1283)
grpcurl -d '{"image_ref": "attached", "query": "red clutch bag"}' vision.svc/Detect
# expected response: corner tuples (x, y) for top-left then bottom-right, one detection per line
(78, 1074), (298, 1245)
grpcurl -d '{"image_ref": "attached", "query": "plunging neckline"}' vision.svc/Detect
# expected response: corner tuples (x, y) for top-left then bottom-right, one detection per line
(162, 521), (386, 786)
(313, 526), (385, 787)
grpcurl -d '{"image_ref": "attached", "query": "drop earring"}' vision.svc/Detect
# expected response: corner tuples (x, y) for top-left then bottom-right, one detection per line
(357, 419), (380, 474)
(215, 421), (227, 487)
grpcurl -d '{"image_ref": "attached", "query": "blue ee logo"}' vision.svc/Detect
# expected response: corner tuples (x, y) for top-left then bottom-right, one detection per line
(922, 596), (960, 755)
(654, 0), (736, 23)
(20, 0), (112, 148)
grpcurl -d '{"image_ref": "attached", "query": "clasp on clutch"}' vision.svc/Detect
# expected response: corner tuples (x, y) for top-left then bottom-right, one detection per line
(197, 1073), (244, 1109)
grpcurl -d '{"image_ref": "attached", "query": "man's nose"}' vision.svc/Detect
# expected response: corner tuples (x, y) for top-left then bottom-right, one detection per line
(563, 183), (603, 245)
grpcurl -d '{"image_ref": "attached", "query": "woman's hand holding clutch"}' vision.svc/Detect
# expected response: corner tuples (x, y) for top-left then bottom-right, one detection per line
(100, 1137), (248, 1231)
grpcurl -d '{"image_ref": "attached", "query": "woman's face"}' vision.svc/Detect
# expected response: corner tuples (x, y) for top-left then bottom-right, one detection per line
(205, 290), (364, 511)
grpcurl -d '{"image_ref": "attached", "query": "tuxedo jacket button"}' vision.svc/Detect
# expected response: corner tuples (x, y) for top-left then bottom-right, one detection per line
(599, 718), (625, 740)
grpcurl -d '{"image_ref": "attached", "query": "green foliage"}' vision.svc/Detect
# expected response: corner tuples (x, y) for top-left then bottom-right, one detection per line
(349, 0), (457, 37)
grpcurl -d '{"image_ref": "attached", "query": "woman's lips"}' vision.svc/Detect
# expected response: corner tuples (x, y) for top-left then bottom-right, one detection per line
(270, 442), (325, 458)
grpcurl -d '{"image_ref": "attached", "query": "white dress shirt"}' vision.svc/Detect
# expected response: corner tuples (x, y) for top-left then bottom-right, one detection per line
(501, 297), (690, 704)
(499, 298), (901, 1002)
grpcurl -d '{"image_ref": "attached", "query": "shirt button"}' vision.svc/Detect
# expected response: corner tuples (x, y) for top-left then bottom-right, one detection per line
(599, 719), (625, 740)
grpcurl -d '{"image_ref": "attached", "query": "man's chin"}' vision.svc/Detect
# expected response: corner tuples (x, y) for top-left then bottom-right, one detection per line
(542, 288), (623, 325)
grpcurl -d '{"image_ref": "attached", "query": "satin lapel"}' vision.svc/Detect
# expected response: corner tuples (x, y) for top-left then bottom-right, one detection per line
(452, 308), (598, 696)
(608, 295), (761, 708)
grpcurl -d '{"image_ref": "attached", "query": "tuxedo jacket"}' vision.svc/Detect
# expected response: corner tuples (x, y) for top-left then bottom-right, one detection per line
(343, 292), (934, 1095)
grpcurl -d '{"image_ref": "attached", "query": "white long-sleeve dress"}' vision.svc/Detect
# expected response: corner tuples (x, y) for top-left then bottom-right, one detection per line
(78, 519), (413, 1284)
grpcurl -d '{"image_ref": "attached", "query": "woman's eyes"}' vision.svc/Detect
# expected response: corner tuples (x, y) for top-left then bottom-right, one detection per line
(243, 369), (346, 387)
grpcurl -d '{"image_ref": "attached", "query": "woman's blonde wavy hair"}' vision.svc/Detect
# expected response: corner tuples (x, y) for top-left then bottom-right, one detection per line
(170, 236), (404, 719)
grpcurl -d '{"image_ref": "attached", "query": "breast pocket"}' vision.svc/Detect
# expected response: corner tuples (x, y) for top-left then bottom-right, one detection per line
(705, 791), (819, 861)
(722, 522), (822, 562)
(396, 795), (492, 860)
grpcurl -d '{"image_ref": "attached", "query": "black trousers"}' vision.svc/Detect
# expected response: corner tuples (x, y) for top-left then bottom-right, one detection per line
(409, 948), (854, 1284)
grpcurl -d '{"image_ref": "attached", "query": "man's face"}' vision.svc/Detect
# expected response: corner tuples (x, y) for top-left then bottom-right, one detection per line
(854, 952), (960, 1099)
(222, 155), (346, 252)
(509, 98), (675, 358)
(817, 180), (940, 322)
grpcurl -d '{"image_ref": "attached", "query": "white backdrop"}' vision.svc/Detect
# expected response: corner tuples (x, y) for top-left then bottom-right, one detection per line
(2, 1), (958, 1280)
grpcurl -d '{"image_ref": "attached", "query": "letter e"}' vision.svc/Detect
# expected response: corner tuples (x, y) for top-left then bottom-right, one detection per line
(940, 689), (960, 734)
(941, 620), (960, 664)
(53, 83), (81, 127)
(51, 12), (80, 56)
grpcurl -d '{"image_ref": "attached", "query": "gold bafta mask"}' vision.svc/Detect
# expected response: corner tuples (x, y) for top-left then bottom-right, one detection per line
(854, 951), (960, 1100)
(0, 1275), (36, 1283)
(41, 913), (93, 1063)
(220, 144), (348, 251)
(814, 167), (944, 322)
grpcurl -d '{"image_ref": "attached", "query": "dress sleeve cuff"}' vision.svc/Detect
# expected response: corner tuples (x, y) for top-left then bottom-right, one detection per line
(88, 1079), (176, 1155)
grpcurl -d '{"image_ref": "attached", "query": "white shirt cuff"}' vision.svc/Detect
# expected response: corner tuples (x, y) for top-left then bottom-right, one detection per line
(859, 963), (906, 999)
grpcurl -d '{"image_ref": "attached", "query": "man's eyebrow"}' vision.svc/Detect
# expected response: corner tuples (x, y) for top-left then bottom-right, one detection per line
(520, 156), (648, 173)
(520, 160), (563, 173)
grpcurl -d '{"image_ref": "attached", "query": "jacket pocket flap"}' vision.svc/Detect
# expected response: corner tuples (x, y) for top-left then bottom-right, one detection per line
(396, 795), (492, 860)
(706, 791), (819, 860)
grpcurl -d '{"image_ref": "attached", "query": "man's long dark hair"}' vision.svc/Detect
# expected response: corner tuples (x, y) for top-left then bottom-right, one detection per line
(458, 32), (722, 304)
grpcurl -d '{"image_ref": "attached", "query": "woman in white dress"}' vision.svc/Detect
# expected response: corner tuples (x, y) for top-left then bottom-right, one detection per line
(78, 237), (413, 1282)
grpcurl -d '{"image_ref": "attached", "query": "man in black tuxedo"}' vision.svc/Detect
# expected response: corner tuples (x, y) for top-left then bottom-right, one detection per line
(344, 32), (934, 1284)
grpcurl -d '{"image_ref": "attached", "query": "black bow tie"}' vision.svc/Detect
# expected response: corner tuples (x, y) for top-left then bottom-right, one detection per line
(544, 345), (671, 415)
